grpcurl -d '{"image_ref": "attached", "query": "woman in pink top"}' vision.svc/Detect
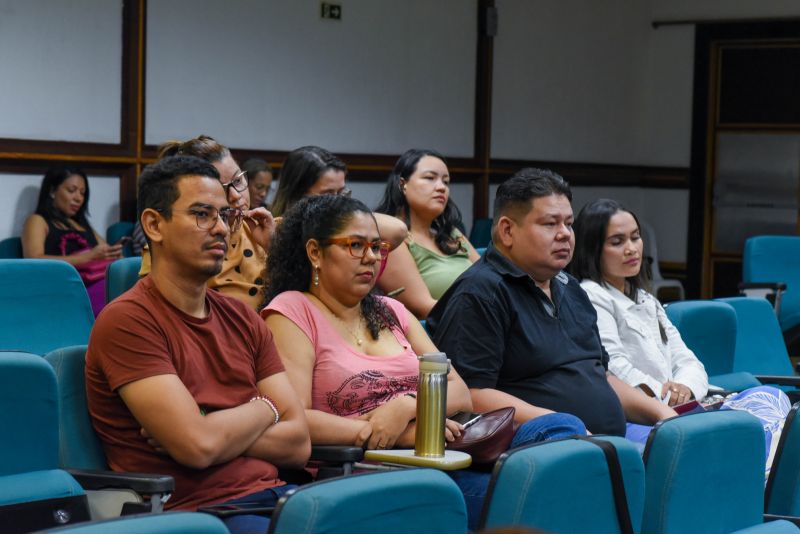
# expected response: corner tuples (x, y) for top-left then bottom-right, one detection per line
(261, 195), (587, 531)
(262, 194), (472, 450)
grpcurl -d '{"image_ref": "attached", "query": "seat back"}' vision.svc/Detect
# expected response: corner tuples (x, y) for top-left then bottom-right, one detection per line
(0, 236), (22, 258)
(642, 410), (765, 534)
(45, 345), (108, 470)
(744, 236), (800, 332)
(268, 469), (467, 534)
(717, 297), (795, 377)
(469, 218), (492, 249)
(766, 402), (800, 516)
(481, 436), (645, 533)
(41, 511), (228, 533)
(0, 351), (61, 475)
(0, 351), (88, 529)
(0, 259), (94, 354)
(106, 222), (135, 257)
(664, 300), (737, 376)
(105, 257), (143, 303)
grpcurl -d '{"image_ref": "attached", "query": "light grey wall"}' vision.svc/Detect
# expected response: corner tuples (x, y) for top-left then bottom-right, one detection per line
(0, 0), (121, 142)
(492, 0), (651, 165)
(4, 0), (800, 258)
(145, 0), (476, 156)
(0, 172), (120, 243)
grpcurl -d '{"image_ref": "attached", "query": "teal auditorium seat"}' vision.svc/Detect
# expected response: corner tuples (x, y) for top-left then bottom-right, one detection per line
(44, 345), (174, 518)
(717, 297), (800, 392)
(480, 436), (645, 533)
(0, 259), (94, 354)
(105, 257), (143, 303)
(642, 410), (766, 534)
(742, 236), (800, 354)
(106, 221), (135, 257)
(469, 218), (492, 249)
(0, 236), (22, 258)
(766, 402), (800, 517)
(735, 522), (800, 533)
(41, 512), (228, 534)
(0, 351), (90, 531)
(665, 300), (761, 392)
(268, 469), (467, 534)
(45, 346), (107, 471)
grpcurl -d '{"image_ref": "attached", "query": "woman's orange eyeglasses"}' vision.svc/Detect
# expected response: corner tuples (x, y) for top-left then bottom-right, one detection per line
(323, 237), (390, 261)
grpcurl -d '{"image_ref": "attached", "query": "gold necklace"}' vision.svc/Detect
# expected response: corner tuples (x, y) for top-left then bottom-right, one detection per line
(338, 314), (364, 346)
(312, 294), (365, 346)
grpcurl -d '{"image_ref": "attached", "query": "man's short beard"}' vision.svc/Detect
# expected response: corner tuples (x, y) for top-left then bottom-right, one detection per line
(199, 260), (223, 278)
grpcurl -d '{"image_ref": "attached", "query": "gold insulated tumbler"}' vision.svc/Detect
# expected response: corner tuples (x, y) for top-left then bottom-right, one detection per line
(414, 352), (450, 458)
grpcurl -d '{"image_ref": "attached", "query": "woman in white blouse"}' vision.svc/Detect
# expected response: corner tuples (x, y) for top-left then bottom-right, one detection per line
(570, 199), (705, 405)
(570, 199), (788, 466)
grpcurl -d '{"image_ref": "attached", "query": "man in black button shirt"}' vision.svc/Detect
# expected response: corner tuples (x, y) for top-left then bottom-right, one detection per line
(428, 168), (676, 435)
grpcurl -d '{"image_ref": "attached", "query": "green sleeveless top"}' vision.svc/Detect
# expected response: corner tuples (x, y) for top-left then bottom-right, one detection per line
(407, 231), (473, 299)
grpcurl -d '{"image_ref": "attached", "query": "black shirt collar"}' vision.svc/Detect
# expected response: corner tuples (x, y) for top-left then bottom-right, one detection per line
(484, 243), (570, 287)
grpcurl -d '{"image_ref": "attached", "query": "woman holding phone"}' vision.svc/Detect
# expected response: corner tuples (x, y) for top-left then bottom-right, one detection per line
(22, 166), (122, 316)
(261, 194), (586, 529)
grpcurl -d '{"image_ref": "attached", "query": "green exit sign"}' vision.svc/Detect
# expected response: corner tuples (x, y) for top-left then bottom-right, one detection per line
(321, 2), (342, 20)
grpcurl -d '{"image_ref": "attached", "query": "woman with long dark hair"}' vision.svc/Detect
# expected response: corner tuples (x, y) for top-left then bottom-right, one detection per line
(375, 149), (479, 318)
(571, 198), (789, 464)
(22, 167), (122, 316)
(269, 144), (407, 248)
(270, 146), (348, 217)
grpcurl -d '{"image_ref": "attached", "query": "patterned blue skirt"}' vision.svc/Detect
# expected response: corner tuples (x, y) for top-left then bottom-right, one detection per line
(625, 385), (790, 477)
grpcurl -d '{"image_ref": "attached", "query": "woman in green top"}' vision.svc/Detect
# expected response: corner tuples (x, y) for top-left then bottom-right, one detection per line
(376, 149), (479, 317)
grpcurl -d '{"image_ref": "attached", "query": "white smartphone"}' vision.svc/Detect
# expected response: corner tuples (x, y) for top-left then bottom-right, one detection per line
(452, 411), (482, 428)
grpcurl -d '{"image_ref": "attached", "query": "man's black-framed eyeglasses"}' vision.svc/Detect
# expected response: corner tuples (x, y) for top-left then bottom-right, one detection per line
(160, 206), (243, 233)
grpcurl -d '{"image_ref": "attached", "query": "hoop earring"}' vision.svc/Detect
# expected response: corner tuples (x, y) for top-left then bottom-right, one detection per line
(313, 265), (320, 287)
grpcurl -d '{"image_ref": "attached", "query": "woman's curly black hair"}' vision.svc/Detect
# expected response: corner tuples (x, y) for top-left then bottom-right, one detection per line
(264, 194), (400, 339)
(375, 148), (465, 255)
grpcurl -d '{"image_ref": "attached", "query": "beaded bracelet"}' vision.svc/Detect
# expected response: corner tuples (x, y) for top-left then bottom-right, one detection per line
(250, 395), (280, 425)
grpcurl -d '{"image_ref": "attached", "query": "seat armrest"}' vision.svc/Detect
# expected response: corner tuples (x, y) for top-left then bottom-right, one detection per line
(309, 445), (364, 463)
(754, 375), (800, 387)
(739, 282), (787, 292)
(738, 283), (786, 314)
(68, 468), (174, 494)
(764, 513), (800, 526)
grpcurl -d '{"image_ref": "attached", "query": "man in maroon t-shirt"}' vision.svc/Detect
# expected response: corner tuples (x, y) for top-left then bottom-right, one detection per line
(86, 156), (310, 532)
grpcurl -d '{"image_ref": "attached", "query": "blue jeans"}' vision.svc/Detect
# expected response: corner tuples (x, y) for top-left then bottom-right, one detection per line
(216, 485), (296, 534)
(449, 412), (587, 531)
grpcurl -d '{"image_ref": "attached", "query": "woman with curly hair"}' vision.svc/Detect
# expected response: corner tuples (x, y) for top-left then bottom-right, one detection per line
(261, 195), (586, 530)
(262, 194), (471, 449)
(375, 149), (479, 318)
